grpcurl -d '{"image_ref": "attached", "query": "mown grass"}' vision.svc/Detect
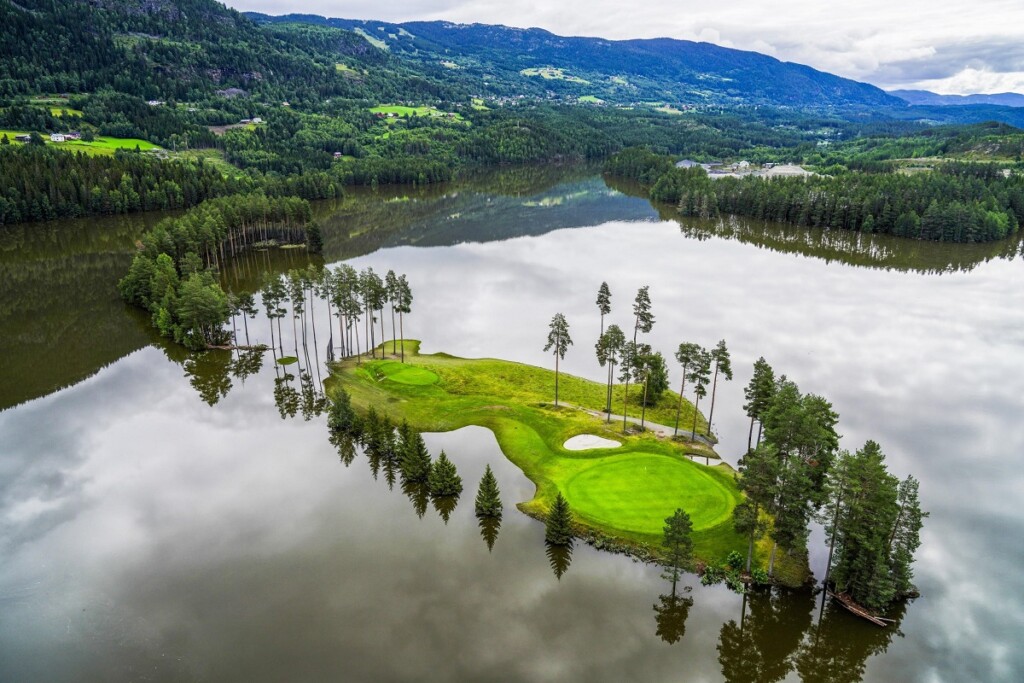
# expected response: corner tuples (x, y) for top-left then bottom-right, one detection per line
(0, 130), (160, 156)
(369, 104), (464, 121)
(325, 340), (806, 584)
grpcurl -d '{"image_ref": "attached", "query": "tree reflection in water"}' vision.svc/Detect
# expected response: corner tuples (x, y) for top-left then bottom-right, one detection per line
(478, 516), (501, 552)
(545, 543), (573, 580)
(653, 585), (694, 644)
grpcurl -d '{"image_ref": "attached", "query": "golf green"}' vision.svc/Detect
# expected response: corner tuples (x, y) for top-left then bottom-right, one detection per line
(563, 454), (735, 535)
(375, 360), (439, 385)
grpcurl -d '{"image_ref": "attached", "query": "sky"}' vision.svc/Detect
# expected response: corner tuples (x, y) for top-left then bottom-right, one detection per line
(223, 0), (1024, 95)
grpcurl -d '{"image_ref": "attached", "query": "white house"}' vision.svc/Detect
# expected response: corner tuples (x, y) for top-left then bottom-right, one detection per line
(49, 133), (65, 142)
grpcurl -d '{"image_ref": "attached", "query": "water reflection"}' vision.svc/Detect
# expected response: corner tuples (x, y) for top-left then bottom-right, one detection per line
(546, 542), (574, 580)
(717, 588), (814, 682)
(607, 177), (1024, 275)
(654, 586), (694, 644)
(3, 163), (1024, 681)
(478, 516), (501, 552)
(794, 600), (908, 683)
(433, 495), (459, 524)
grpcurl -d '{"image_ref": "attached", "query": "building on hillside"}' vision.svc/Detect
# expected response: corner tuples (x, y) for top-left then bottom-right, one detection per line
(49, 133), (65, 142)
(675, 159), (700, 168)
(759, 164), (814, 178)
(65, 132), (82, 140)
(15, 134), (32, 143)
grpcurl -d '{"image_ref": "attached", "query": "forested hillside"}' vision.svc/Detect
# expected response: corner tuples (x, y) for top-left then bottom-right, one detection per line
(248, 13), (903, 108)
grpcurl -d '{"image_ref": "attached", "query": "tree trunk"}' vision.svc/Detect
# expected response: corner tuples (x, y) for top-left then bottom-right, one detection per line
(380, 311), (385, 360)
(707, 364), (720, 437)
(391, 304), (397, 355)
(242, 314), (250, 347)
(602, 362), (610, 417)
(823, 481), (844, 592)
(691, 395), (701, 440)
(768, 542), (777, 578)
(640, 374), (649, 428)
(747, 416), (755, 452)
(673, 363), (688, 437)
(554, 351), (560, 406)
(622, 377), (630, 433)
(399, 312), (405, 362)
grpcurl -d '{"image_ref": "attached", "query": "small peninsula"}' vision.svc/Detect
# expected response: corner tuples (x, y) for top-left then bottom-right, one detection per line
(325, 340), (807, 586)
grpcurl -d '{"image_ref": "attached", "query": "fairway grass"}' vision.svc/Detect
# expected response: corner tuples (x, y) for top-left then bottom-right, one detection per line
(326, 340), (806, 584)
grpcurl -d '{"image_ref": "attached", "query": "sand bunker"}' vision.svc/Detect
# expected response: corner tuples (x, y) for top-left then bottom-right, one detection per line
(563, 434), (622, 451)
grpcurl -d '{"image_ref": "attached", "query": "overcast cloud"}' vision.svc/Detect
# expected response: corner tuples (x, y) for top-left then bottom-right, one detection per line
(224, 0), (1024, 95)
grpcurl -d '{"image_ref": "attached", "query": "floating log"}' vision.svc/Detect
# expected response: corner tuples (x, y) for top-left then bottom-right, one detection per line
(827, 590), (889, 627)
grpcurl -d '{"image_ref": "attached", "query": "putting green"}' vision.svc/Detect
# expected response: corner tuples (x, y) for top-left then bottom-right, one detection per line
(375, 360), (439, 386)
(563, 454), (735, 535)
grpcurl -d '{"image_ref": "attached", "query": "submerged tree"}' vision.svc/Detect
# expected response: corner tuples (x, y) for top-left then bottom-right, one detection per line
(475, 464), (502, 517)
(545, 492), (574, 546)
(596, 281), (612, 336)
(544, 313), (573, 406)
(673, 342), (702, 437)
(707, 339), (734, 437)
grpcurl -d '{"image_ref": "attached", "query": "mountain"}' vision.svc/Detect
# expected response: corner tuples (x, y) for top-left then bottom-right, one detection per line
(246, 13), (905, 109)
(890, 90), (1024, 107)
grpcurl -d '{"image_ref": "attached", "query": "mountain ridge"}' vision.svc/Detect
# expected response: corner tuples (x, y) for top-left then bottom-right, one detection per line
(245, 12), (905, 109)
(890, 90), (1024, 108)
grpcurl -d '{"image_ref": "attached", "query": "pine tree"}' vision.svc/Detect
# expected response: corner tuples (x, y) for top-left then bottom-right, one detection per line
(707, 339), (733, 437)
(399, 430), (432, 483)
(428, 450), (463, 497)
(543, 312), (572, 406)
(743, 357), (776, 451)
(596, 281), (611, 336)
(673, 342), (702, 437)
(662, 508), (694, 587)
(545, 492), (574, 546)
(474, 464), (502, 517)
(327, 387), (357, 437)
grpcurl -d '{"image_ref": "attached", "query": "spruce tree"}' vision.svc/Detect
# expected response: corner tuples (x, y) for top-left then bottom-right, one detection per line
(474, 464), (503, 517)
(428, 450), (463, 498)
(399, 430), (432, 483)
(545, 492), (574, 546)
(327, 387), (357, 438)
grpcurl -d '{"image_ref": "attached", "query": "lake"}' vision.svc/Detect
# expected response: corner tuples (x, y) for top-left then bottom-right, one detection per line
(1, 165), (1022, 682)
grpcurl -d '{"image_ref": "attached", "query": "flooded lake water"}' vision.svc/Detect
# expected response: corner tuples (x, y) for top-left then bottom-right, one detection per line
(1, 166), (1022, 681)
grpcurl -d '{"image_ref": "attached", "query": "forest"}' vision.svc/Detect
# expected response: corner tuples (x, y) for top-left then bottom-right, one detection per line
(606, 148), (1023, 243)
(118, 193), (318, 349)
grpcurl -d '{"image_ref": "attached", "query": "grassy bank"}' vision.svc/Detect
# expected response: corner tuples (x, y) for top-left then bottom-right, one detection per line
(325, 340), (806, 585)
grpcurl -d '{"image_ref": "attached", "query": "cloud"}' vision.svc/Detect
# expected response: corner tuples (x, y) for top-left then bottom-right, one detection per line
(224, 1), (1024, 93)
